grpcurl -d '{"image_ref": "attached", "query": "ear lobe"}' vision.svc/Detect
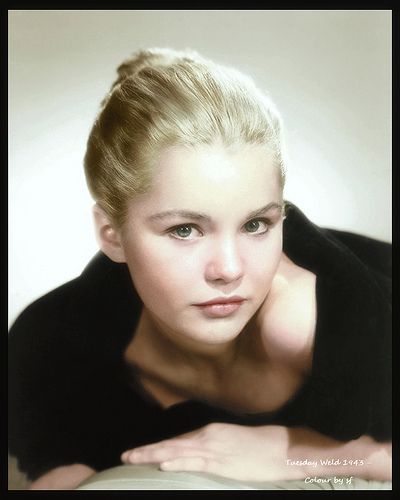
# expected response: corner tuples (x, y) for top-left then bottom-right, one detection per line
(92, 204), (126, 263)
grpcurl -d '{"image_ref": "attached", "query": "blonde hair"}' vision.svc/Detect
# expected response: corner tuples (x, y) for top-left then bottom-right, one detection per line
(84, 47), (286, 228)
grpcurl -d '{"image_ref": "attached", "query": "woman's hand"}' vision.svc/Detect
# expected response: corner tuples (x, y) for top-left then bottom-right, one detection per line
(121, 423), (303, 482)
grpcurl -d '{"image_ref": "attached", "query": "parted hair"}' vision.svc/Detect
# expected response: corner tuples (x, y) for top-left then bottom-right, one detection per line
(84, 47), (286, 229)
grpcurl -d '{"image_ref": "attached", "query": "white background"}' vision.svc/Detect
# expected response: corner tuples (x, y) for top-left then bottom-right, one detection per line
(8, 10), (392, 327)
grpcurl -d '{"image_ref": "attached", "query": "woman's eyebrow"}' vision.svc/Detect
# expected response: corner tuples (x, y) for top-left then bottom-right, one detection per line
(147, 202), (283, 223)
(247, 202), (283, 219)
(148, 210), (211, 222)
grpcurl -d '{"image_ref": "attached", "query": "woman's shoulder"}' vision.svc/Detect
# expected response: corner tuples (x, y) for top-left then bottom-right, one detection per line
(9, 276), (82, 341)
(321, 228), (391, 278)
(283, 202), (391, 279)
(8, 252), (139, 351)
(256, 253), (317, 375)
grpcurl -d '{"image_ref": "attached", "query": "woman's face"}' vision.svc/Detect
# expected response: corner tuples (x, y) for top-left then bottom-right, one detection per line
(120, 143), (284, 348)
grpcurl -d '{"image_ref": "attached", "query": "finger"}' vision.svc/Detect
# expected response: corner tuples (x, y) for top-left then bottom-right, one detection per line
(121, 442), (171, 462)
(122, 444), (213, 465)
(122, 435), (197, 454)
(120, 425), (214, 464)
(160, 456), (218, 474)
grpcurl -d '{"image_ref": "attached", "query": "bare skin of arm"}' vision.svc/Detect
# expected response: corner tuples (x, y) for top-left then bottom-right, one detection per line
(121, 423), (392, 482)
(28, 463), (96, 490)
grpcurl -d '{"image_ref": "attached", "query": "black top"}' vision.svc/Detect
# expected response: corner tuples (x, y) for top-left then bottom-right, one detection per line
(8, 203), (392, 481)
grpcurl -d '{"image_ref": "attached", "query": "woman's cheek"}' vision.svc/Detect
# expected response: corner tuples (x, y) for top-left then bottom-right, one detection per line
(246, 237), (281, 269)
(128, 250), (195, 304)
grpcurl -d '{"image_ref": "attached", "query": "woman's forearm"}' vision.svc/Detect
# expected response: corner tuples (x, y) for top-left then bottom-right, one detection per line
(28, 463), (97, 490)
(287, 427), (392, 482)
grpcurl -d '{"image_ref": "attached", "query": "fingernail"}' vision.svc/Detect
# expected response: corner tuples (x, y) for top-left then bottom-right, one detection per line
(126, 451), (141, 463)
(160, 461), (173, 470)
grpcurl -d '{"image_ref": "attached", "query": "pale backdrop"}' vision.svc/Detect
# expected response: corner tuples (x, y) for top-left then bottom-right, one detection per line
(8, 10), (392, 327)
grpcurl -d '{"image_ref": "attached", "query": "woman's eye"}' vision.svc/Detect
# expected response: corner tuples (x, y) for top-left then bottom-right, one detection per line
(169, 225), (202, 240)
(243, 219), (269, 235)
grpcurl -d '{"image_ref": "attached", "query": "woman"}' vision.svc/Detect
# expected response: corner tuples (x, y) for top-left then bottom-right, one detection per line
(8, 48), (391, 490)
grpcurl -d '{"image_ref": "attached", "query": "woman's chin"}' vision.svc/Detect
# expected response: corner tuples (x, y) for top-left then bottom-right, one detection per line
(179, 318), (251, 347)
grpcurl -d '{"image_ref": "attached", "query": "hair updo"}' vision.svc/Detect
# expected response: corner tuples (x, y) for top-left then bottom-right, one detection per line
(84, 47), (286, 229)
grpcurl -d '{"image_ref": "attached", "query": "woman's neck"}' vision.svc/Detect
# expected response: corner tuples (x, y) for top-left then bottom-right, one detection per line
(124, 308), (251, 395)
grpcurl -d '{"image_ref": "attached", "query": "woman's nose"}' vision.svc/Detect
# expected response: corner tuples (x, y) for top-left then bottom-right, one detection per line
(205, 238), (244, 284)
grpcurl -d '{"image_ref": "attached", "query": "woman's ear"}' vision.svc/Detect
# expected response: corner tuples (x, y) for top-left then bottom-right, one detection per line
(92, 204), (126, 263)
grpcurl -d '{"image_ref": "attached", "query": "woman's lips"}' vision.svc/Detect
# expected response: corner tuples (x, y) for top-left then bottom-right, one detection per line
(194, 297), (245, 318)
